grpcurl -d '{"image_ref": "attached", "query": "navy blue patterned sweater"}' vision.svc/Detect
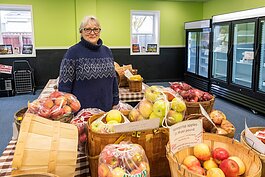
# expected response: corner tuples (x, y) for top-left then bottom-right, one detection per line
(58, 37), (119, 112)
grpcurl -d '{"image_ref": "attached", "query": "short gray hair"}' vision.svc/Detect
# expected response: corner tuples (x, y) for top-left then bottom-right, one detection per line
(79, 16), (101, 32)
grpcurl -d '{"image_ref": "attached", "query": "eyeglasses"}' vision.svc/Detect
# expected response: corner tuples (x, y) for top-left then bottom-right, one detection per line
(82, 28), (101, 34)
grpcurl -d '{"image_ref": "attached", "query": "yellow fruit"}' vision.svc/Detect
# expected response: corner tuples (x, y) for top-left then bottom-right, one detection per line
(207, 168), (225, 177)
(106, 110), (122, 123)
(130, 75), (142, 81)
(228, 156), (246, 175)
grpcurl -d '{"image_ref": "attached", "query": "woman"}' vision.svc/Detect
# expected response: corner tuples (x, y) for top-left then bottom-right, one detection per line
(58, 16), (119, 112)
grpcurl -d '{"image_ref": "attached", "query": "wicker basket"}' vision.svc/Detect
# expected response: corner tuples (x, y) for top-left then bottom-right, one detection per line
(12, 113), (78, 177)
(14, 107), (28, 132)
(185, 97), (215, 115)
(115, 65), (137, 87)
(128, 79), (143, 92)
(166, 133), (262, 177)
(241, 127), (265, 176)
(14, 108), (73, 132)
(87, 114), (170, 177)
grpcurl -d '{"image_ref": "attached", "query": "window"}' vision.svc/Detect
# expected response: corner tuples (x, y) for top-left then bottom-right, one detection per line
(130, 10), (160, 55)
(0, 4), (35, 58)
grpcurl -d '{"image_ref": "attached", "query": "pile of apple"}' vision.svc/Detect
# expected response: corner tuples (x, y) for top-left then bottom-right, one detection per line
(128, 86), (186, 126)
(170, 82), (213, 102)
(98, 142), (150, 177)
(183, 143), (246, 177)
(90, 110), (129, 133)
(71, 108), (104, 149)
(187, 110), (236, 138)
(28, 90), (81, 121)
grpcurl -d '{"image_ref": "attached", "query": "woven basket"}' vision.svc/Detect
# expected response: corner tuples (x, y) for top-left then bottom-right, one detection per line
(128, 79), (143, 92)
(185, 97), (215, 115)
(115, 65), (137, 87)
(12, 113), (78, 177)
(14, 107), (28, 132)
(166, 133), (262, 177)
(241, 127), (265, 176)
(11, 172), (59, 177)
(87, 114), (170, 177)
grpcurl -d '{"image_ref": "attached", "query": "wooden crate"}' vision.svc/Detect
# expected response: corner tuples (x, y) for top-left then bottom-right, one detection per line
(12, 113), (78, 177)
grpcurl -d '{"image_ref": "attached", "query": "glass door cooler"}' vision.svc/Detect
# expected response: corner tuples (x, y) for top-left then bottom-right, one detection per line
(211, 7), (265, 114)
(184, 20), (211, 91)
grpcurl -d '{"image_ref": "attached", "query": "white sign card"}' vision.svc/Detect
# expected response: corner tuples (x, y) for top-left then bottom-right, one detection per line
(169, 119), (203, 154)
(245, 120), (265, 154)
(124, 69), (133, 79)
(114, 118), (160, 133)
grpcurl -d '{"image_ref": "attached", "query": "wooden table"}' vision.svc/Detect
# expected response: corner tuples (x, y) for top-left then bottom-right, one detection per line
(39, 79), (145, 102)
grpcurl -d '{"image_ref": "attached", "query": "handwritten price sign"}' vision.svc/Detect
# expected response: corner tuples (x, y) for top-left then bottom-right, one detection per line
(169, 119), (203, 154)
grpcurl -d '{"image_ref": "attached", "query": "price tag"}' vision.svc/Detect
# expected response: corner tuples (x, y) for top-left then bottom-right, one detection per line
(114, 118), (160, 133)
(169, 119), (203, 154)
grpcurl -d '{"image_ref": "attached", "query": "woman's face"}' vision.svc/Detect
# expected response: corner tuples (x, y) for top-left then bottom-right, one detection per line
(81, 22), (101, 45)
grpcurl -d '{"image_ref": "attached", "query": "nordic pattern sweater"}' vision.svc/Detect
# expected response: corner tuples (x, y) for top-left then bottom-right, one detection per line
(58, 37), (119, 112)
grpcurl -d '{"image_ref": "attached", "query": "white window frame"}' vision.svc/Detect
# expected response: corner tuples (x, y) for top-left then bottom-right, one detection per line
(0, 4), (35, 58)
(130, 10), (160, 55)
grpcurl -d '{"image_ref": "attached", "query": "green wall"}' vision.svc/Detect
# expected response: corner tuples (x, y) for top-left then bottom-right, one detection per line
(203, 0), (265, 19)
(0, 0), (202, 48)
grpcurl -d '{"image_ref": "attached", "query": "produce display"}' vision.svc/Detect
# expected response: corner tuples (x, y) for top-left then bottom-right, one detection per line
(186, 110), (236, 138)
(90, 110), (130, 133)
(115, 101), (134, 117)
(70, 108), (104, 148)
(182, 142), (246, 176)
(27, 90), (81, 122)
(128, 85), (186, 126)
(98, 142), (150, 177)
(170, 82), (213, 102)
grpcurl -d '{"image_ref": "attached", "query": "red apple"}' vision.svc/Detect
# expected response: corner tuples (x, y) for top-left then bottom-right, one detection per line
(212, 147), (229, 164)
(101, 150), (119, 168)
(70, 100), (81, 113)
(79, 132), (87, 144)
(43, 98), (54, 109)
(55, 96), (67, 106)
(193, 143), (211, 161)
(98, 163), (110, 177)
(189, 166), (205, 175)
(183, 155), (201, 169)
(50, 105), (64, 119)
(49, 90), (63, 98)
(38, 107), (51, 118)
(219, 159), (239, 177)
(63, 105), (72, 114)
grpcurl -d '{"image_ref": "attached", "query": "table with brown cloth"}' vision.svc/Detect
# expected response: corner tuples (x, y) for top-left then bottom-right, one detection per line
(0, 140), (90, 177)
(40, 79), (146, 102)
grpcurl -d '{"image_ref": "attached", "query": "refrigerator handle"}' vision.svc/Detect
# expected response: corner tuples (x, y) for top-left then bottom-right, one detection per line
(227, 45), (232, 60)
(254, 44), (260, 59)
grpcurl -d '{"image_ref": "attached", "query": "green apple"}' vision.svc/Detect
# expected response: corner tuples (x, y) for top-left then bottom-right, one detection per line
(152, 99), (169, 118)
(106, 110), (122, 123)
(139, 99), (153, 118)
(167, 110), (183, 126)
(91, 121), (103, 133)
(171, 97), (186, 112)
(144, 86), (162, 103)
(149, 112), (163, 126)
